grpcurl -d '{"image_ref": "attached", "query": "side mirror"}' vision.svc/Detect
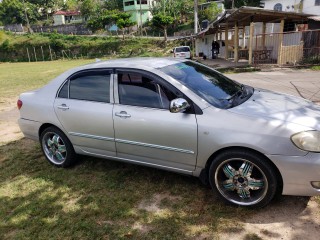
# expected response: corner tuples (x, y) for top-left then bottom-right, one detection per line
(170, 98), (190, 113)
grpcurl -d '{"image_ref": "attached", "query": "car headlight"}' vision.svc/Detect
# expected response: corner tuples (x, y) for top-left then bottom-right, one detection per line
(291, 131), (320, 152)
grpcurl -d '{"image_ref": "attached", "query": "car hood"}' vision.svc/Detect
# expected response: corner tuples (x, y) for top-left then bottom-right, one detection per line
(228, 89), (320, 130)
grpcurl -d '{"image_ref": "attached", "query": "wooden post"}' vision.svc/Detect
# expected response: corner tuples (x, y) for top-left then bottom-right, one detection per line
(262, 22), (266, 49)
(225, 24), (229, 59)
(277, 19), (285, 65)
(242, 25), (246, 49)
(248, 21), (254, 65)
(33, 47), (37, 62)
(41, 46), (44, 61)
(234, 21), (239, 63)
(26, 48), (31, 62)
(49, 45), (53, 61)
(219, 27), (222, 41)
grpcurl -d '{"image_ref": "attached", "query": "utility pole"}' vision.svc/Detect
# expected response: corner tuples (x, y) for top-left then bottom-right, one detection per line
(232, 0), (235, 9)
(194, 0), (198, 34)
(140, 0), (143, 35)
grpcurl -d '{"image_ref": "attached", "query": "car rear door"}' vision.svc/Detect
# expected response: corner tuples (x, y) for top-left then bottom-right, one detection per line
(112, 70), (198, 172)
(54, 69), (116, 156)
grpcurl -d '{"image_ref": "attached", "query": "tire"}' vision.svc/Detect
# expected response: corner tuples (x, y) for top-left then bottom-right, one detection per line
(40, 126), (76, 168)
(209, 149), (278, 208)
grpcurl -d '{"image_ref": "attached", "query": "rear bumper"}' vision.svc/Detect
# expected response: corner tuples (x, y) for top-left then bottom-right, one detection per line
(18, 118), (41, 141)
(267, 153), (320, 196)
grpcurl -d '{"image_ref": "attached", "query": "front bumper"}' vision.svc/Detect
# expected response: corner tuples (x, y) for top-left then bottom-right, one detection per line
(267, 153), (320, 196)
(18, 118), (41, 141)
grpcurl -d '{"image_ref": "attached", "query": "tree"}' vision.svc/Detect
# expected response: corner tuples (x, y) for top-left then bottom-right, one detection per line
(61, 0), (79, 11)
(80, 0), (101, 19)
(104, 0), (123, 11)
(224, 0), (260, 9)
(0, 0), (39, 25)
(27, 0), (56, 20)
(116, 14), (135, 39)
(87, 10), (135, 37)
(151, 0), (193, 23)
(151, 13), (174, 42)
(199, 2), (222, 22)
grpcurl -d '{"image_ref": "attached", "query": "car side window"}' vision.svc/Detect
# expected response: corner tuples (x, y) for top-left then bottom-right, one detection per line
(58, 70), (111, 103)
(118, 72), (177, 109)
(58, 81), (69, 98)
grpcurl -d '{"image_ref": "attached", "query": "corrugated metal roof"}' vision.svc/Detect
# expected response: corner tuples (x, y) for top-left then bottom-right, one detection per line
(308, 16), (320, 21)
(54, 11), (81, 16)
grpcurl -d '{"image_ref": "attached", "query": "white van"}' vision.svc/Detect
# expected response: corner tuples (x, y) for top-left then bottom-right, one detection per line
(172, 46), (191, 59)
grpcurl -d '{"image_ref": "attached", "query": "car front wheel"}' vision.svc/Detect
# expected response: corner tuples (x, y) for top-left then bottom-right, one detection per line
(209, 150), (278, 208)
(40, 126), (76, 167)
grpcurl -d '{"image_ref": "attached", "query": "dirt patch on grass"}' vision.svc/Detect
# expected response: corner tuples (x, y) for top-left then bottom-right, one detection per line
(0, 105), (23, 147)
(219, 196), (320, 240)
(0, 98), (17, 112)
(0, 121), (23, 147)
(138, 192), (182, 213)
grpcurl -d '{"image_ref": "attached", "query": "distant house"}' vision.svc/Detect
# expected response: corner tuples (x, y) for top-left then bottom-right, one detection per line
(260, 0), (320, 15)
(261, 0), (320, 29)
(53, 11), (84, 26)
(123, 0), (156, 26)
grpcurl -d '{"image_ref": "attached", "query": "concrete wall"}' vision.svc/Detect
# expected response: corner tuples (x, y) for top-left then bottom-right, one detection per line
(54, 15), (65, 26)
(4, 24), (24, 32)
(32, 24), (92, 35)
(302, 0), (320, 15)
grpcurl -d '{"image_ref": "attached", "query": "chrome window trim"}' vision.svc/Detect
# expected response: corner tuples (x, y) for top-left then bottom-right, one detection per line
(110, 72), (115, 104)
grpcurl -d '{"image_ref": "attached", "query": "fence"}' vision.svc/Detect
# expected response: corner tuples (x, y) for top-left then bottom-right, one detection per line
(253, 29), (320, 66)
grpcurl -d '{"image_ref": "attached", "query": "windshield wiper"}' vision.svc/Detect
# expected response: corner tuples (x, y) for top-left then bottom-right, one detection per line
(223, 84), (247, 107)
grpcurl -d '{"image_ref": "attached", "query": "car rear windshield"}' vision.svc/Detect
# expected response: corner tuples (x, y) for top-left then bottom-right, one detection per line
(159, 61), (252, 109)
(175, 47), (190, 52)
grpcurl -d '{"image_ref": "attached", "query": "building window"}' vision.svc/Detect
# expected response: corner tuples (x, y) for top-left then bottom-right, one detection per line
(274, 3), (282, 11)
(316, 0), (320, 6)
(137, 0), (148, 4)
(124, 1), (135, 6)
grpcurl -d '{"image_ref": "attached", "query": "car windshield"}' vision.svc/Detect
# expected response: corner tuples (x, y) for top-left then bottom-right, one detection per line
(159, 61), (253, 109)
(175, 47), (190, 52)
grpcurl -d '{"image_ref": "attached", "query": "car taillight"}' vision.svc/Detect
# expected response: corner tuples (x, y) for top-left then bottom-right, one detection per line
(17, 99), (23, 110)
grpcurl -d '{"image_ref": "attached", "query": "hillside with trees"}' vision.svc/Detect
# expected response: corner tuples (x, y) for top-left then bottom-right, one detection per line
(0, 0), (222, 35)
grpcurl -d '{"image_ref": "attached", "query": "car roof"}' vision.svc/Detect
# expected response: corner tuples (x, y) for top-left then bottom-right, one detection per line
(81, 57), (187, 70)
(174, 46), (190, 49)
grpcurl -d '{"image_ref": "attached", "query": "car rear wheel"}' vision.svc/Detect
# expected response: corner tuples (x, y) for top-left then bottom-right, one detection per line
(40, 126), (76, 167)
(209, 150), (278, 208)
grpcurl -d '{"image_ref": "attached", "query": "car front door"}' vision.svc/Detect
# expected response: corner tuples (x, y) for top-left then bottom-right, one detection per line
(113, 70), (198, 172)
(54, 69), (116, 156)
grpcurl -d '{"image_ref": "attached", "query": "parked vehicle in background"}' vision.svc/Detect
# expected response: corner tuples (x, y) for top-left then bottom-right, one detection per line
(17, 58), (320, 208)
(172, 46), (191, 59)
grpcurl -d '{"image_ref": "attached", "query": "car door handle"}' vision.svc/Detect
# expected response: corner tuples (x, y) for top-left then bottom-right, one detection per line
(115, 111), (131, 118)
(57, 104), (69, 110)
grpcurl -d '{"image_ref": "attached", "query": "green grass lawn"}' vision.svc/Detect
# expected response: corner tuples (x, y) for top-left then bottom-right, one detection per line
(0, 60), (93, 105)
(0, 60), (319, 239)
(0, 139), (249, 239)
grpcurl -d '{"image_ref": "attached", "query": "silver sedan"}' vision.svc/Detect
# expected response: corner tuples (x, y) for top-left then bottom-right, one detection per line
(18, 58), (320, 207)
